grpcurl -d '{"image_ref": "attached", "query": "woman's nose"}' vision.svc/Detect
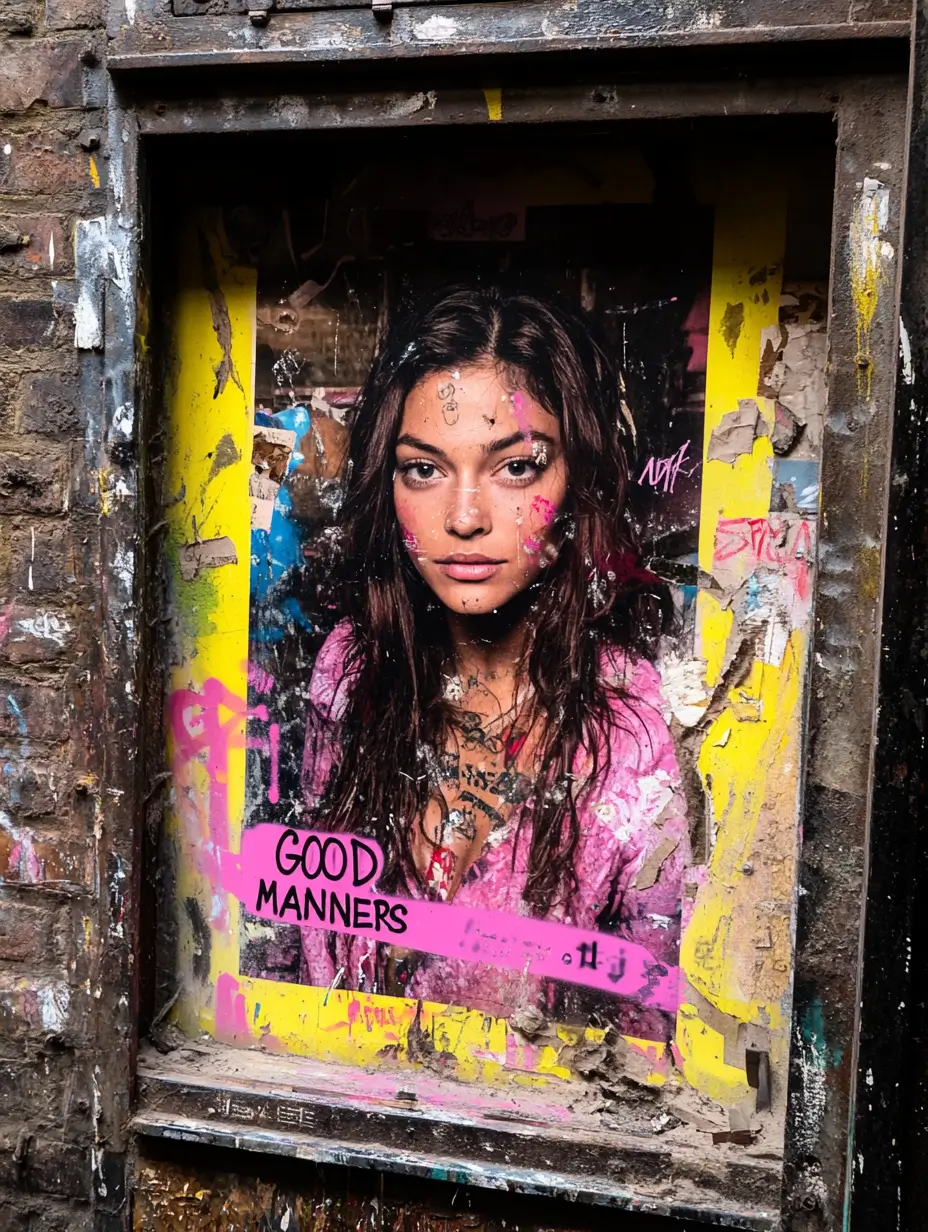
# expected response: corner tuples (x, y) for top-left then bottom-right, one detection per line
(444, 481), (490, 538)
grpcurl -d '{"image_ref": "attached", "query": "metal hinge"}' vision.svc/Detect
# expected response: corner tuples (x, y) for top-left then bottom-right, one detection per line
(248, 0), (272, 25)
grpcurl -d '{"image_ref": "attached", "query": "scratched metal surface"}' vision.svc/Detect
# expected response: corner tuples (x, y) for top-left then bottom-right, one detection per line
(779, 77), (908, 1228)
(104, 0), (911, 75)
(849, 4), (928, 1223)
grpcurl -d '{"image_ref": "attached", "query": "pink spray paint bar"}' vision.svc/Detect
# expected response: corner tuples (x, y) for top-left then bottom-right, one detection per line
(221, 825), (680, 1014)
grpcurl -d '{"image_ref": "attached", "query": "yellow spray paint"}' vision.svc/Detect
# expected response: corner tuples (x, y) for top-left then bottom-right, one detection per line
(483, 89), (503, 122)
(849, 176), (890, 399)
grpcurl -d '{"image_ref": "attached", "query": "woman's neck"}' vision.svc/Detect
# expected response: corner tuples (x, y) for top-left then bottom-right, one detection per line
(445, 601), (531, 696)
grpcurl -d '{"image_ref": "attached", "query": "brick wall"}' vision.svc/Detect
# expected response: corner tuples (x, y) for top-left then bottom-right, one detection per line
(0, 0), (111, 1221)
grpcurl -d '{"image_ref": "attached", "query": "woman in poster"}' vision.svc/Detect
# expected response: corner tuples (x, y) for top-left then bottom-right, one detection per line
(300, 283), (691, 1037)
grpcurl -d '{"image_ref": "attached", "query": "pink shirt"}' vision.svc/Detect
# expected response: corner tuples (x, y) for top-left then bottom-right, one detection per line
(300, 622), (690, 1036)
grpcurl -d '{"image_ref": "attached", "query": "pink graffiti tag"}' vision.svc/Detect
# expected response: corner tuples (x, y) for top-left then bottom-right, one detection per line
(169, 680), (282, 846)
(220, 826), (680, 1014)
(714, 515), (814, 600)
(638, 440), (696, 494)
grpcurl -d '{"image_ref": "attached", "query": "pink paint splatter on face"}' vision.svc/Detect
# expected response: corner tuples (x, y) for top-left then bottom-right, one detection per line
(511, 391), (532, 439)
(530, 495), (557, 525)
(523, 537), (542, 554)
(400, 526), (419, 552)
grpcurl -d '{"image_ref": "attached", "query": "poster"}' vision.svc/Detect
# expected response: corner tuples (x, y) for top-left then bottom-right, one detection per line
(162, 137), (828, 1165)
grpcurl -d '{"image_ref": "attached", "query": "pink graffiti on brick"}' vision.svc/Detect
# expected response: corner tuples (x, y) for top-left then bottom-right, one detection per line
(220, 825), (680, 1014)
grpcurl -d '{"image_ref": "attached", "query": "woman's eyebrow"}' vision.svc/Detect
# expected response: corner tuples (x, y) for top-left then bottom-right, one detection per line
(484, 430), (556, 455)
(395, 433), (448, 459)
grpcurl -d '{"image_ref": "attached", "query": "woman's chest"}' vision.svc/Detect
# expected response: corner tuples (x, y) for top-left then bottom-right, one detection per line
(413, 727), (534, 901)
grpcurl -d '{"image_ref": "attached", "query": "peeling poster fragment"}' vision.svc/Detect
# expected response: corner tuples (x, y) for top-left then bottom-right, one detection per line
(178, 536), (238, 581)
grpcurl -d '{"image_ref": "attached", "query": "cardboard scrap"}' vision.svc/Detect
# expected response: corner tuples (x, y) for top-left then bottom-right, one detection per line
(252, 424), (296, 483)
(250, 423), (296, 532)
(179, 536), (238, 581)
(249, 473), (279, 534)
(634, 836), (680, 891)
(707, 399), (768, 465)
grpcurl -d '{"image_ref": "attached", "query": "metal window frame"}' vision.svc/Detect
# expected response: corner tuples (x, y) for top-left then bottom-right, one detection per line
(96, 45), (913, 1230)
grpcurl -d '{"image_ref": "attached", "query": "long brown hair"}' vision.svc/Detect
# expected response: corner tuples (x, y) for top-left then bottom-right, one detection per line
(305, 283), (670, 915)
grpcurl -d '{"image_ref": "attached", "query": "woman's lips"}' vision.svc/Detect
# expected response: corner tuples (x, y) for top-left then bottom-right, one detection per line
(434, 554), (505, 582)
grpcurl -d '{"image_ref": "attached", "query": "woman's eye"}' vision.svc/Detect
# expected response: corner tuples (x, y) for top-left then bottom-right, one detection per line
(400, 461), (440, 485)
(501, 458), (539, 482)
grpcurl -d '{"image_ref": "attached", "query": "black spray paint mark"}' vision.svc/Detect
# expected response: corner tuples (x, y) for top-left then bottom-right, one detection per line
(720, 301), (745, 356)
(185, 895), (212, 982)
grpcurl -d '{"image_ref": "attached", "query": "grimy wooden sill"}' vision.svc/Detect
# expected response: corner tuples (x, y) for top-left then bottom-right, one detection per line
(133, 1041), (780, 1230)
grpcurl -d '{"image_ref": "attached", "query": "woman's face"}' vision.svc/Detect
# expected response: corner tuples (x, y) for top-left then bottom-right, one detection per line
(394, 362), (568, 617)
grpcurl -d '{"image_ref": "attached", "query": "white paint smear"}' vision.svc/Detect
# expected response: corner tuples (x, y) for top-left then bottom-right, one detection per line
(413, 14), (458, 38)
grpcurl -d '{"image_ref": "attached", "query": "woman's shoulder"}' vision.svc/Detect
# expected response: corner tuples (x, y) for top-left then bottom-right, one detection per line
(309, 619), (360, 719)
(599, 641), (665, 710)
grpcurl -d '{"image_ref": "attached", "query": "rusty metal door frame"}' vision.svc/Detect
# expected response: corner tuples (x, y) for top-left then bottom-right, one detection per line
(101, 58), (913, 1231)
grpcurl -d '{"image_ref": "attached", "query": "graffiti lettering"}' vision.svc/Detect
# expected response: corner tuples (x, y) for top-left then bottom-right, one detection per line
(637, 440), (696, 494)
(714, 515), (814, 600)
(222, 824), (678, 1012)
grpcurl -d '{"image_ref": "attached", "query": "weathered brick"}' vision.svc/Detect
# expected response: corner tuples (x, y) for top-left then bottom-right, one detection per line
(0, 300), (56, 351)
(9, 525), (75, 596)
(0, 1197), (92, 1232)
(0, 1047), (91, 1133)
(0, 759), (66, 819)
(19, 372), (83, 436)
(0, 42), (84, 112)
(0, 134), (89, 196)
(0, 450), (67, 516)
(0, 1134), (91, 1200)
(45, 0), (101, 29)
(0, 215), (71, 278)
(0, 975), (86, 1044)
(0, 1), (36, 35)
(0, 604), (77, 665)
(0, 899), (60, 964)
(0, 680), (71, 742)
(0, 818), (91, 889)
